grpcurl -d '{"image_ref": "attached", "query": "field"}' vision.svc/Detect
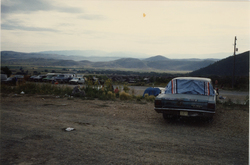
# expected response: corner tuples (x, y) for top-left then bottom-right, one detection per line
(1, 93), (248, 164)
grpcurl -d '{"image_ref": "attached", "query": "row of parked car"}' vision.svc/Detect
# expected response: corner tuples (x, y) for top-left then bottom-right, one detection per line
(1, 74), (25, 85)
(29, 73), (86, 84)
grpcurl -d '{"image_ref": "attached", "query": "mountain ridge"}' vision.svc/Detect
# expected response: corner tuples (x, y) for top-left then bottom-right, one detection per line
(1, 51), (223, 71)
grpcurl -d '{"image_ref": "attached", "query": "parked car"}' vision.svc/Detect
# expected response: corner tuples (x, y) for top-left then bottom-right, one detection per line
(154, 77), (216, 120)
(2, 77), (16, 85)
(43, 73), (60, 82)
(1, 74), (7, 81)
(29, 75), (38, 81)
(69, 77), (85, 84)
(33, 75), (47, 82)
(55, 74), (74, 83)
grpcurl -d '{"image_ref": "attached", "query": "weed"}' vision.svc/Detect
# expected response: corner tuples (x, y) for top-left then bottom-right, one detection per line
(143, 93), (155, 102)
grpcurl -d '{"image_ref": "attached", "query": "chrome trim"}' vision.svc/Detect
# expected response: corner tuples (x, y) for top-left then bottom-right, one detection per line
(154, 107), (215, 114)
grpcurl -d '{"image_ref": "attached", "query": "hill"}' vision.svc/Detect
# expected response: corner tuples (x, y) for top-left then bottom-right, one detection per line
(144, 55), (169, 61)
(190, 51), (249, 76)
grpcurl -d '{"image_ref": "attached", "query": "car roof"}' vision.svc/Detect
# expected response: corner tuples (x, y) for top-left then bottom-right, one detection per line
(173, 77), (212, 82)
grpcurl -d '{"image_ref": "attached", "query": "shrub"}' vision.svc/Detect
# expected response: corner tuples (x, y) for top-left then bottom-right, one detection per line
(136, 95), (143, 101)
(119, 91), (132, 100)
(85, 87), (99, 98)
(107, 91), (115, 100)
(105, 79), (113, 91)
(98, 94), (108, 100)
(0, 83), (72, 96)
(123, 85), (130, 93)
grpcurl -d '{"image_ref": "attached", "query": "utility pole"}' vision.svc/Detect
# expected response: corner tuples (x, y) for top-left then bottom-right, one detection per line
(232, 36), (238, 88)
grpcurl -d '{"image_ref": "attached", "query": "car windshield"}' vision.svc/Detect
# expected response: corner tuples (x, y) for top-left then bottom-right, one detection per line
(165, 79), (215, 96)
(58, 75), (64, 77)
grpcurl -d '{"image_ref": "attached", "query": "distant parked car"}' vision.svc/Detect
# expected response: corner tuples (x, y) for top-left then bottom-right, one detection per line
(154, 77), (216, 121)
(33, 75), (47, 82)
(69, 77), (85, 84)
(2, 77), (16, 85)
(43, 74), (58, 82)
(29, 75), (38, 81)
(55, 74), (74, 83)
(1, 74), (7, 82)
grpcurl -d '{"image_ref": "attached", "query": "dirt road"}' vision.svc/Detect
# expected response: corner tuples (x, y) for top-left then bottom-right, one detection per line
(1, 94), (249, 164)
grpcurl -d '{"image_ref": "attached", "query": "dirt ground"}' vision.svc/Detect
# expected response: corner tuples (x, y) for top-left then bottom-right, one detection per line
(0, 94), (249, 165)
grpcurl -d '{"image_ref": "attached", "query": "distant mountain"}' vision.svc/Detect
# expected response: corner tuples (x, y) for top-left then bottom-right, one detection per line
(38, 50), (150, 62)
(0, 51), (95, 62)
(113, 58), (148, 68)
(190, 51), (249, 76)
(145, 59), (216, 71)
(39, 50), (107, 56)
(1, 51), (220, 71)
(144, 55), (169, 61)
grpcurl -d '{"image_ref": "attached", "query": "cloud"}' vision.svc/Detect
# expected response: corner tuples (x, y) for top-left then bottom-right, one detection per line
(2, 24), (58, 32)
(1, 0), (82, 15)
(1, 20), (58, 32)
(79, 14), (105, 20)
(1, 0), (83, 31)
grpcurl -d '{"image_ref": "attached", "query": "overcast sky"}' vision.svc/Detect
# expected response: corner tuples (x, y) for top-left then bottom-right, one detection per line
(1, 0), (250, 59)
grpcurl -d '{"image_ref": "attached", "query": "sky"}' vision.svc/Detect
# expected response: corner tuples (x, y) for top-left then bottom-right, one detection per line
(1, 0), (250, 59)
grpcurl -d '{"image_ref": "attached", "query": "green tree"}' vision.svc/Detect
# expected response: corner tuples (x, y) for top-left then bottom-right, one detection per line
(1, 66), (12, 77)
